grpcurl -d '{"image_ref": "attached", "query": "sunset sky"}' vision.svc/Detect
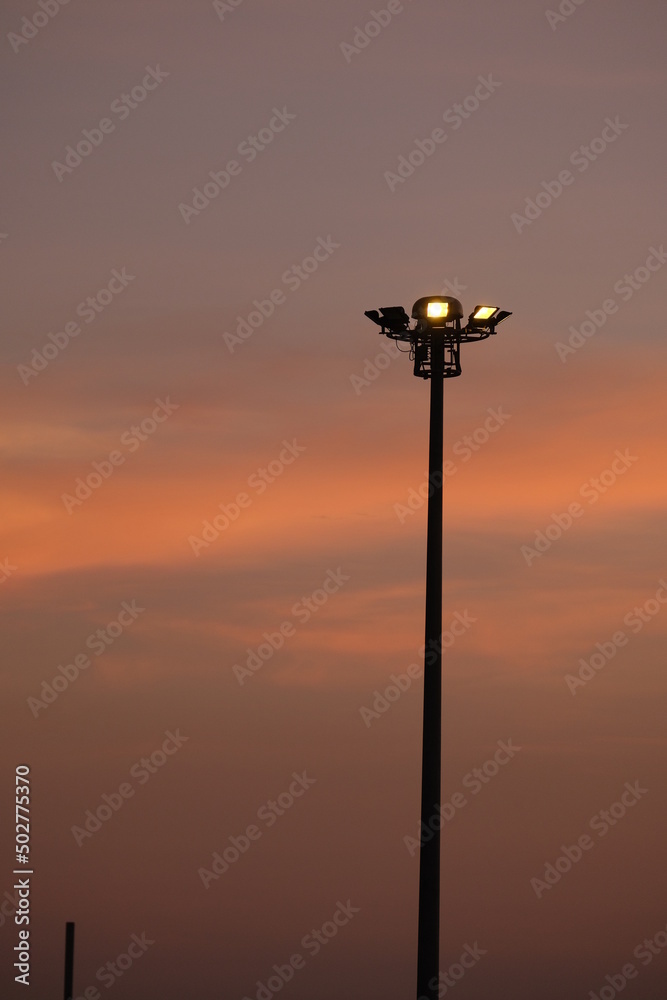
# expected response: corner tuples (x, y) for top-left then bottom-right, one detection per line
(2, 2), (667, 999)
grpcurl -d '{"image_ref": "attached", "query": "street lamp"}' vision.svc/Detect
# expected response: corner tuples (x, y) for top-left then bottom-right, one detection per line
(364, 296), (511, 1000)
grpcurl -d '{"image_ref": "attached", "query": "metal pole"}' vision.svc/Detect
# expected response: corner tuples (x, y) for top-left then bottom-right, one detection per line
(416, 329), (444, 999)
(64, 922), (75, 1000)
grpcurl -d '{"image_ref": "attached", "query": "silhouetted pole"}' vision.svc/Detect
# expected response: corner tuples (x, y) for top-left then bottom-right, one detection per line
(363, 296), (511, 999)
(416, 330), (444, 999)
(64, 922), (75, 1000)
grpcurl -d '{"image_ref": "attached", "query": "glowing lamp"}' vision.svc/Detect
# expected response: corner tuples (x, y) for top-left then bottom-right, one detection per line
(411, 296), (464, 324)
(472, 305), (497, 321)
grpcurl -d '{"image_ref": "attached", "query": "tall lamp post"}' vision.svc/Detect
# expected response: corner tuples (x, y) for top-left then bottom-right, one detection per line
(364, 296), (511, 1000)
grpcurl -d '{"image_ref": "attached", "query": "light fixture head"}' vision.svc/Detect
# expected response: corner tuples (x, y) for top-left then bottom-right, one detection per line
(493, 310), (512, 326)
(472, 305), (498, 321)
(427, 301), (448, 319)
(364, 306), (410, 333)
(379, 306), (410, 333)
(412, 296), (463, 325)
(466, 305), (512, 333)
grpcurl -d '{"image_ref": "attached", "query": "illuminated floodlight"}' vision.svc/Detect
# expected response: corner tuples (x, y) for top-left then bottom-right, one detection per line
(473, 305), (498, 321)
(467, 304), (513, 331)
(412, 296), (464, 325)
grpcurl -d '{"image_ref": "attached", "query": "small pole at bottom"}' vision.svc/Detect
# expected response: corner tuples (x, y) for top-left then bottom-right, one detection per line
(64, 922), (75, 1000)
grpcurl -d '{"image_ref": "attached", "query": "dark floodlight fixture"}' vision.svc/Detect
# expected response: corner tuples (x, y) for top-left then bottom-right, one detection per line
(361, 291), (511, 1000)
(364, 309), (382, 326)
(380, 306), (411, 332)
(493, 309), (512, 326)
(364, 305), (411, 336)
